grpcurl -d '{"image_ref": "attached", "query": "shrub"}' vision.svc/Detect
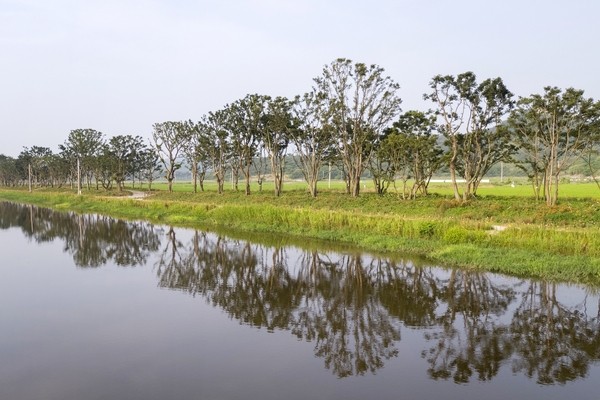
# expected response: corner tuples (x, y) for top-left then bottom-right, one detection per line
(468, 230), (487, 244)
(443, 226), (468, 244)
(419, 221), (437, 238)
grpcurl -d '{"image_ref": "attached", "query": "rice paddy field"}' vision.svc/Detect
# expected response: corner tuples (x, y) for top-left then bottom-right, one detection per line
(149, 178), (600, 199)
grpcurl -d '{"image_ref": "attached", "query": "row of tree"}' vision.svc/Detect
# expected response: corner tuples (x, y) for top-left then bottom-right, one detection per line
(149, 60), (600, 205)
(2, 58), (600, 205)
(0, 129), (161, 192)
(150, 60), (401, 198)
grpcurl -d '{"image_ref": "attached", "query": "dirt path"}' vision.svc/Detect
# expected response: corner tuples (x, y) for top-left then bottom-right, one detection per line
(127, 190), (149, 199)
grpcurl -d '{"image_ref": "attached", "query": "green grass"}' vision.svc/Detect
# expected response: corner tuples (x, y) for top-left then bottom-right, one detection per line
(2, 184), (600, 286)
(145, 186), (600, 227)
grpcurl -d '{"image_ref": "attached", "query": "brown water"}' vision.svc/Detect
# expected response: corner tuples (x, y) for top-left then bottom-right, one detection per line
(1, 202), (599, 400)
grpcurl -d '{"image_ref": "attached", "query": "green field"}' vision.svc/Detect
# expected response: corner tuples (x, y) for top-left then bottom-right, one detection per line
(429, 181), (600, 198)
(149, 178), (600, 199)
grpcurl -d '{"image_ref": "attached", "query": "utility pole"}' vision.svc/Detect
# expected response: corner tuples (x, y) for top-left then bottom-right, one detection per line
(77, 158), (82, 195)
(500, 161), (504, 183)
(28, 163), (32, 193)
(328, 162), (331, 189)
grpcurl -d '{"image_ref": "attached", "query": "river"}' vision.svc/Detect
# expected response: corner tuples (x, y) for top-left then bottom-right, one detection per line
(1, 201), (599, 399)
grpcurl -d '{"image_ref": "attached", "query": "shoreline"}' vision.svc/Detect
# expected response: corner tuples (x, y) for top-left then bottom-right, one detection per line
(1, 187), (599, 286)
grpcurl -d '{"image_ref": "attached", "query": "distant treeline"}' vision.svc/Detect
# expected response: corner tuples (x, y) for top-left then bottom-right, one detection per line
(2, 58), (600, 205)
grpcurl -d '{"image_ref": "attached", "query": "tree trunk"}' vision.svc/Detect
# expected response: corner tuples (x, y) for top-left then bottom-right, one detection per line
(192, 164), (197, 193)
(350, 177), (360, 197)
(243, 161), (251, 196)
(271, 158), (278, 196)
(450, 162), (461, 202)
(308, 180), (317, 198)
(449, 135), (461, 201)
(553, 173), (559, 206)
(77, 158), (82, 195)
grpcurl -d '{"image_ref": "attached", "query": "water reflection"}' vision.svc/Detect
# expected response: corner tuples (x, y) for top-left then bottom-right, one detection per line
(2, 201), (600, 383)
(153, 226), (600, 382)
(509, 282), (600, 384)
(0, 202), (161, 267)
(423, 270), (517, 383)
(154, 230), (403, 377)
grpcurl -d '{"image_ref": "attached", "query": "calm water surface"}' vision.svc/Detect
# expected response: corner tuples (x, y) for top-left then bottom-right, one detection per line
(1, 202), (599, 400)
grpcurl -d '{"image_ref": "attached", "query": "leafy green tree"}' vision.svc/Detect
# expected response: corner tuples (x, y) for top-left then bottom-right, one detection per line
(425, 73), (514, 201)
(180, 120), (210, 193)
(45, 153), (69, 188)
(367, 145), (394, 196)
(315, 58), (402, 197)
(252, 148), (268, 192)
(15, 149), (32, 188)
(508, 87), (600, 205)
(376, 135), (413, 197)
(94, 144), (115, 190)
(0, 155), (18, 186)
(138, 147), (161, 191)
(460, 77), (515, 197)
(424, 74), (465, 201)
(57, 145), (77, 190)
(226, 94), (269, 195)
(582, 147), (600, 190)
(16, 147), (54, 190)
(123, 135), (146, 188)
(290, 91), (334, 197)
(204, 111), (230, 194)
(107, 135), (142, 192)
(378, 111), (444, 199)
(22, 146), (53, 187)
(261, 96), (293, 196)
(61, 129), (105, 193)
(151, 121), (187, 193)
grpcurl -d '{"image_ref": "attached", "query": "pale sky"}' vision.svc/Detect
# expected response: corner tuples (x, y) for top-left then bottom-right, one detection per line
(1, 0), (598, 157)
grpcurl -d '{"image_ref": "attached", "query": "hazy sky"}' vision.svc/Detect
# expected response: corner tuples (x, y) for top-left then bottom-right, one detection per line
(1, 0), (598, 156)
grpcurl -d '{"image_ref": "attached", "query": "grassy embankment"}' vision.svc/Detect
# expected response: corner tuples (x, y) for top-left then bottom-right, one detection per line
(2, 181), (600, 285)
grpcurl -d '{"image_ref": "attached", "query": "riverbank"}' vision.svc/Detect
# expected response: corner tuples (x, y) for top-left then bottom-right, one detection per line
(1, 187), (600, 285)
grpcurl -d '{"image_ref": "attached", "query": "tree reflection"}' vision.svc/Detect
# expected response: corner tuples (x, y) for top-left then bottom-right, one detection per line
(152, 228), (600, 381)
(422, 274), (600, 385)
(0, 202), (161, 267)
(154, 235), (403, 377)
(291, 251), (402, 377)
(156, 230), (302, 329)
(375, 257), (439, 328)
(4, 201), (600, 382)
(423, 270), (516, 383)
(510, 282), (600, 385)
